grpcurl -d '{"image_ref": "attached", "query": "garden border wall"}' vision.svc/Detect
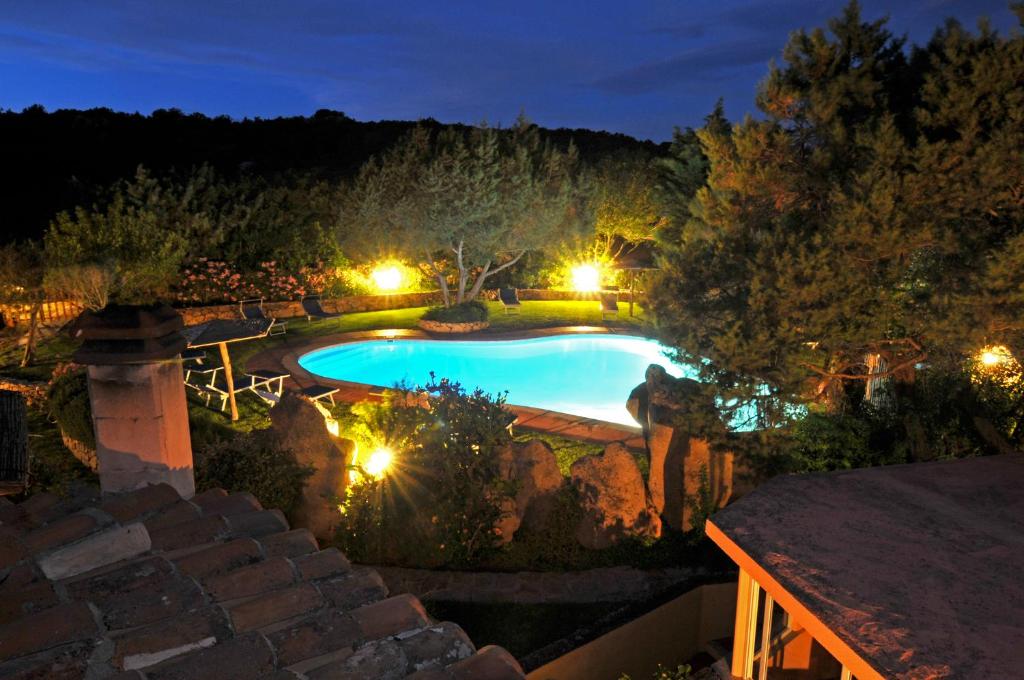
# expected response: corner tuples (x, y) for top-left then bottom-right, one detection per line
(525, 581), (736, 680)
(177, 289), (635, 325)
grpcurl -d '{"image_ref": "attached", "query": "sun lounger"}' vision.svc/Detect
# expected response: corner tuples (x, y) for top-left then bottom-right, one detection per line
(246, 369), (290, 397)
(600, 292), (619, 320)
(301, 295), (343, 322)
(301, 385), (339, 405)
(239, 298), (286, 336)
(498, 287), (522, 314)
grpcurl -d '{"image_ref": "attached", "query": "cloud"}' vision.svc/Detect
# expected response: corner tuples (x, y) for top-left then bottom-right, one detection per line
(589, 39), (779, 95)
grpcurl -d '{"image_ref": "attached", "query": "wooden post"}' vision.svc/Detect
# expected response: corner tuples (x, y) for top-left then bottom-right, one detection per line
(0, 390), (28, 494)
(218, 341), (239, 421)
(732, 568), (761, 679)
(629, 271), (635, 317)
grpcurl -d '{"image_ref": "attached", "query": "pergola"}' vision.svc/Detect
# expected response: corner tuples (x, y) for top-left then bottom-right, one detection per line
(611, 238), (658, 317)
(707, 453), (1024, 680)
(182, 318), (272, 421)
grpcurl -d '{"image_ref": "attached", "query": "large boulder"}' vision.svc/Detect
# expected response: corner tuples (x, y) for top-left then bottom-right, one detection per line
(269, 392), (355, 540)
(570, 443), (660, 549)
(628, 364), (737, 532)
(495, 439), (563, 543)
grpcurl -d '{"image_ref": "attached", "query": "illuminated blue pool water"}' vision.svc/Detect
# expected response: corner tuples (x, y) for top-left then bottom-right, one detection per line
(298, 334), (695, 426)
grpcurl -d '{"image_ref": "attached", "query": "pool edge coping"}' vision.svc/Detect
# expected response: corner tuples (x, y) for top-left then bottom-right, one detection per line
(268, 326), (649, 447)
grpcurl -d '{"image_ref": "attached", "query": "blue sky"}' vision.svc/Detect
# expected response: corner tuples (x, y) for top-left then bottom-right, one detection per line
(0, 1), (1018, 141)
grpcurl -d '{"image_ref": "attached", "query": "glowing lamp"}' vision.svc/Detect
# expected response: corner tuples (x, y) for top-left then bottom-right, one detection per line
(365, 447), (393, 479)
(979, 345), (1011, 367)
(571, 264), (601, 292)
(371, 266), (402, 291)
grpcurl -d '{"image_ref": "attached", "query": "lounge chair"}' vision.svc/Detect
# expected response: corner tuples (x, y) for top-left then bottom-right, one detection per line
(301, 385), (339, 406)
(239, 298), (286, 336)
(498, 288), (522, 314)
(184, 364), (222, 389)
(600, 292), (619, 321)
(301, 295), (343, 323)
(246, 369), (290, 397)
(193, 384), (229, 411)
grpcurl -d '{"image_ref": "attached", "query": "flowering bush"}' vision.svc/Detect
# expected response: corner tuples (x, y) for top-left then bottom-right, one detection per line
(174, 259), (351, 305)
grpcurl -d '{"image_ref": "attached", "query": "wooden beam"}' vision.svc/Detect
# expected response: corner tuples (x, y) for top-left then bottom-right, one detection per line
(218, 341), (239, 422)
(758, 593), (775, 680)
(731, 568), (761, 679)
(708, 520), (886, 680)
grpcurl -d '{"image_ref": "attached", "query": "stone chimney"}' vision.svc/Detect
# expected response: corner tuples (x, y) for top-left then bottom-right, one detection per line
(73, 304), (195, 498)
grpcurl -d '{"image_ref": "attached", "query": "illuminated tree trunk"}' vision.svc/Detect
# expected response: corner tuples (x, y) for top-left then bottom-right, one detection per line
(19, 302), (41, 368)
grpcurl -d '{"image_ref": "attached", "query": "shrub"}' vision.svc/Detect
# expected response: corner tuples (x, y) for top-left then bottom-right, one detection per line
(47, 364), (94, 448)
(421, 300), (489, 323)
(335, 377), (516, 567)
(194, 430), (313, 516)
(620, 664), (693, 680)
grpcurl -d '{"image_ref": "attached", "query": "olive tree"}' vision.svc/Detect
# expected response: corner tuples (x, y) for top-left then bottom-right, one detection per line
(341, 118), (587, 305)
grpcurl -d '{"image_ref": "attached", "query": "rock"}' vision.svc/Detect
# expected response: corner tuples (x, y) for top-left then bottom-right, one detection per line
(495, 440), (563, 543)
(269, 393), (355, 540)
(647, 424), (735, 531)
(570, 443), (660, 549)
(628, 364), (737, 532)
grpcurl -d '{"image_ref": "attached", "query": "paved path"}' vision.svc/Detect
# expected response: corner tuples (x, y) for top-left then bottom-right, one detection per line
(373, 565), (713, 604)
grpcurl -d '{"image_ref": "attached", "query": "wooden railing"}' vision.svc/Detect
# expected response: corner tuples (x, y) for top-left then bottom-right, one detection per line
(0, 300), (84, 328)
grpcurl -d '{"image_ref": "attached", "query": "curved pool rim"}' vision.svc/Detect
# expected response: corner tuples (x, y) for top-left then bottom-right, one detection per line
(279, 326), (665, 430)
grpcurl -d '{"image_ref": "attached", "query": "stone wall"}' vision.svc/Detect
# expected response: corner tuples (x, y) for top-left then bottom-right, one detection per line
(176, 288), (631, 325)
(178, 291), (444, 325)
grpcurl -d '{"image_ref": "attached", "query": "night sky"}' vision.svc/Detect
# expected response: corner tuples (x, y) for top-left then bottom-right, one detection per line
(0, 1), (1018, 141)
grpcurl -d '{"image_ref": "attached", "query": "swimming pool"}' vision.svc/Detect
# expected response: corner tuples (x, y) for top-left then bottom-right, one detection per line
(298, 333), (694, 426)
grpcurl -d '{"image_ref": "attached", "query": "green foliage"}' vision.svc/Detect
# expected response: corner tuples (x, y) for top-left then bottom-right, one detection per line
(341, 116), (588, 305)
(335, 377), (516, 567)
(620, 664), (694, 680)
(46, 366), (94, 448)
(650, 2), (1024, 449)
(194, 430), (314, 516)
(421, 300), (489, 323)
(684, 465), (716, 542)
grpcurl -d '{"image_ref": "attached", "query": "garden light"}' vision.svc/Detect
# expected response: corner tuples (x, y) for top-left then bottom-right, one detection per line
(979, 346), (1010, 367)
(571, 263), (601, 292)
(365, 447), (394, 479)
(371, 265), (402, 291)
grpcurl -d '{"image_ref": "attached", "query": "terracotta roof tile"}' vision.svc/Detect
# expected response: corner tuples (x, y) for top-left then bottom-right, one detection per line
(100, 483), (180, 523)
(141, 500), (201, 532)
(144, 631), (276, 680)
(225, 508), (289, 538)
(293, 546), (351, 581)
(0, 483), (526, 679)
(228, 581), (325, 632)
(260, 528), (319, 558)
(0, 601), (99, 661)
(149, 514), (229, 552)
(172, 537), (262, 579)
(111, 606), (231, 671)
(202, 555), (296, 602)
(266, 608), (361, 667)
(191, 490), (262, 516)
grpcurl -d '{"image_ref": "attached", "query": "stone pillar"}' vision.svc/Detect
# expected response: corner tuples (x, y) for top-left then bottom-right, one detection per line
(73, 305), (195, 498)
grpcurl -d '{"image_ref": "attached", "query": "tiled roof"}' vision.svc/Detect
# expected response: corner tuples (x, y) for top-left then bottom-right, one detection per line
(708, 453), (1024, 680)
(0, 484), (525, 680)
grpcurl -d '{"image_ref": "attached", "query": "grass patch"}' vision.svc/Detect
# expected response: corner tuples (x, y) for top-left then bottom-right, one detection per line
(22, 407), (97, 498)
(515, 431), (604, 477)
